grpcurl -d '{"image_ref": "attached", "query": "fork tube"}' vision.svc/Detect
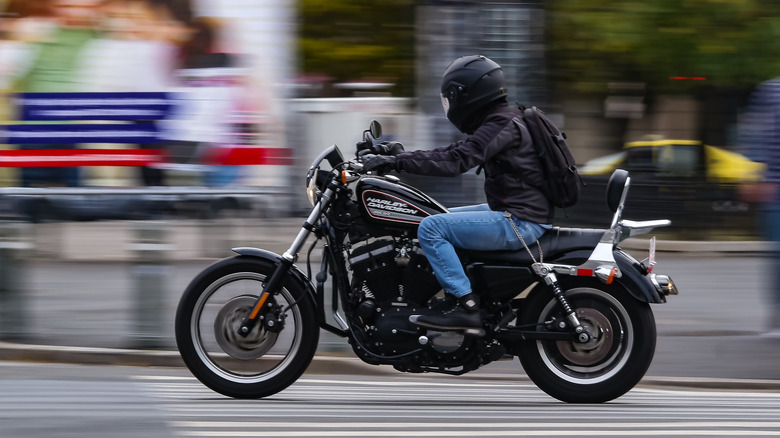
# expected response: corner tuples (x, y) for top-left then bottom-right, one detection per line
(283, 187), (334, 262)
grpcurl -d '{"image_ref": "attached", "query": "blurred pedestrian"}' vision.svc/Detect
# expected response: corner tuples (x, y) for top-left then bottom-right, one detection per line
(739, 78), (780, 337)
(11, 0), (102, 187)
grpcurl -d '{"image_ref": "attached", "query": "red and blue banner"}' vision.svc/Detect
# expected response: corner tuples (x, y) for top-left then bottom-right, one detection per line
(15, 92), (173, 122)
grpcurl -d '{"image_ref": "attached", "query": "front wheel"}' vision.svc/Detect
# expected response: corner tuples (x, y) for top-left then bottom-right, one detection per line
(516, 282), (656, 403)
(175, 256), (319, 398)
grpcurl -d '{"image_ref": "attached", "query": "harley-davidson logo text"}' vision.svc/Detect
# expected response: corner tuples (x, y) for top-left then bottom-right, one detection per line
(366, 197), (419, 214)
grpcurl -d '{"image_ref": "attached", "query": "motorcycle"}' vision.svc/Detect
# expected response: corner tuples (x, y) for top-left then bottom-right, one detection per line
(175, 120), (678, 403)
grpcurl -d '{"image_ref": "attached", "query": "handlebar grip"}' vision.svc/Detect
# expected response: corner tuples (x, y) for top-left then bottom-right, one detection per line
(356, 140), (373, 153)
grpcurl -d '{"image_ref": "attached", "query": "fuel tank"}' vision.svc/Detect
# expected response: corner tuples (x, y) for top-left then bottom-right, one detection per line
(356, 176), (448, 231)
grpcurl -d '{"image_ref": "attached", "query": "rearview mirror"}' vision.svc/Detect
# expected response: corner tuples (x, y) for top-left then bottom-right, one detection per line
(367, 120), (382, 140)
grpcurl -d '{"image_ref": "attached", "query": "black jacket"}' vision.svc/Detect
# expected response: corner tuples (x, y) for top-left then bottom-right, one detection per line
(395, 102), (553, 224)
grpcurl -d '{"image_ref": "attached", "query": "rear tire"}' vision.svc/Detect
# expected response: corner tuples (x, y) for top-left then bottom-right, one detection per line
(517, 282), (656, 403)
(175, 256), (319, 398)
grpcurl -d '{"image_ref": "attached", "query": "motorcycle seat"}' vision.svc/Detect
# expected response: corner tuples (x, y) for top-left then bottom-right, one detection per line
(463, 226), (607, 264)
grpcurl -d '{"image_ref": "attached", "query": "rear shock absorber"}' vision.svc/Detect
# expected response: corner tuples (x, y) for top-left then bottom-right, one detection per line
(536, 266), (590, 344)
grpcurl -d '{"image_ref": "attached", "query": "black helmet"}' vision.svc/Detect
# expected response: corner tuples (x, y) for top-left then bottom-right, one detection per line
(440, 55), (507, 133)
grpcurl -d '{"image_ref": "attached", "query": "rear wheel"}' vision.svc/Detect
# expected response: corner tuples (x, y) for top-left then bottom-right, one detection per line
(175, 256), (319, 398)
(517, 283), (656, 403)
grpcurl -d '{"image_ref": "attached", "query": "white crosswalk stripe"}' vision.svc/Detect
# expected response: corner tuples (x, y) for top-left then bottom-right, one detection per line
(134, 375), (780, 437)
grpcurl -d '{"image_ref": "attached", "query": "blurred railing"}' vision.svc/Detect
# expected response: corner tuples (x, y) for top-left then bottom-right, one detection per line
(0, 186), (289, 223)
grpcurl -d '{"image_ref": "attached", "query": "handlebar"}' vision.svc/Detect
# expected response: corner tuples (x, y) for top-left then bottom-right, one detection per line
(345, 159), (365, 173)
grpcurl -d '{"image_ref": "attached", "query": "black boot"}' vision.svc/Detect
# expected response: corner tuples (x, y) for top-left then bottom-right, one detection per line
(409, 293), (484, 336)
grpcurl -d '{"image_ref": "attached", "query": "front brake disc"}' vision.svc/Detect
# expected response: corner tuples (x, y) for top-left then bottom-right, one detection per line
(214, 295), (278, 360)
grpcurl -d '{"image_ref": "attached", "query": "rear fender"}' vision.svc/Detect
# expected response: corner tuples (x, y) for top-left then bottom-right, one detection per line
(231, 247), (317, 304)
(613, 249), (664, 303)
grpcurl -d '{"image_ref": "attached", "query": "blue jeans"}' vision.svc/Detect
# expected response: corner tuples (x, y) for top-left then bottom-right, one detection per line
(417, 204), (548, 298)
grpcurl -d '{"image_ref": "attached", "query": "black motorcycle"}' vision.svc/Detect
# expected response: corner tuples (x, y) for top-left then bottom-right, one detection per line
(175, 120), (678, 403)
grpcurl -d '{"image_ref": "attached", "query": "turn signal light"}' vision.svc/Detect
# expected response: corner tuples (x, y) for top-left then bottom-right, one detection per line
(651, 274), (679, 296)
(594, 265), (618, 284)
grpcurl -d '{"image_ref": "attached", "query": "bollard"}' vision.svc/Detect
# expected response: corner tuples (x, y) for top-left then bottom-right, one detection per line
(0, 222), (32, 341)
(129, 221), (171, 349)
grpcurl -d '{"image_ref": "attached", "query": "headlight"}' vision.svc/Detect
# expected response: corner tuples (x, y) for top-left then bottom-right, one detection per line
(306, 168), (320, 207)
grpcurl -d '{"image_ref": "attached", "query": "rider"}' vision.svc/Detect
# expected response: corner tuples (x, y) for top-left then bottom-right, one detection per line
(360, 55), (553, 333)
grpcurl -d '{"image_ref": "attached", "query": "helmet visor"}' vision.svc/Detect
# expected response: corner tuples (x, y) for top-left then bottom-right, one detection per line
(440, 93), (450, 116)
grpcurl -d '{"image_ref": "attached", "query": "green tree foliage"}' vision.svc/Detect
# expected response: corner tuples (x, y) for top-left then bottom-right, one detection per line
(298, 0), (415, 96)
(548, 0), (780, 94)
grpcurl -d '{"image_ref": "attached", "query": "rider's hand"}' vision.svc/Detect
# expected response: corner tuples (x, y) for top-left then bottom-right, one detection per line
(356, 140), (373, 153)
(361, 154), (397, 173)
(374, 141), (405, 156)
(357, 141), (405, 158)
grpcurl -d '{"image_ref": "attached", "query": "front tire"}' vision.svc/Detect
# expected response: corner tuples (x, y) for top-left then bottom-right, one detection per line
(517, 282), (656, 403)
(175, 256), (319, 398)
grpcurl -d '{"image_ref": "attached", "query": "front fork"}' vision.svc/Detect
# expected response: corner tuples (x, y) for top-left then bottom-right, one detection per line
(237, 258), (294, 336)
(237, 187), (335, 337)
(537, 267), (591, 344)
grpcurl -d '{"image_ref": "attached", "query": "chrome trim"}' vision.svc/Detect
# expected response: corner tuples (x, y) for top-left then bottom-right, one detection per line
(610, 175), (631, 229)
(617, 219), (672, 241)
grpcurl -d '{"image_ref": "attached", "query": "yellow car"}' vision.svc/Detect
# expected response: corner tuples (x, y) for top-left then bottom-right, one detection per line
(580, 139), (765, 182)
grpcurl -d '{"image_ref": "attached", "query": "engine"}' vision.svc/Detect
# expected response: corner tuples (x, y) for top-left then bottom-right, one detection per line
(347, 239), (443, 355)
(348, 239), (440, 307)
(346, 239), (493, 373)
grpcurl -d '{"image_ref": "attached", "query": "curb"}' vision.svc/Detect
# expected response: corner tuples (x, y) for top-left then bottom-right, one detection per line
(2, 342), (780, 391)
(0, 342), (393, 376)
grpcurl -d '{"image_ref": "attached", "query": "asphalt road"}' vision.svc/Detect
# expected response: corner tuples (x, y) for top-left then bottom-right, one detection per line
(1, 362), (780, 438)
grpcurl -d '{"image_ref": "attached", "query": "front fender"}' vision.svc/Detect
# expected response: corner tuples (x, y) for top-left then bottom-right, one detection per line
(231, 247), (317, 303)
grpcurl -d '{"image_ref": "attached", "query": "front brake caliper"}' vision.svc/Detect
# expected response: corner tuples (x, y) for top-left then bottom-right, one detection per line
(261, 299), (286, 333)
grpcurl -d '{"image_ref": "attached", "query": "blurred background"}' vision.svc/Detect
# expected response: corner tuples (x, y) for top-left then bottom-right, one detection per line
(0, 0), (779, 348)
(0, 0), (773, 233)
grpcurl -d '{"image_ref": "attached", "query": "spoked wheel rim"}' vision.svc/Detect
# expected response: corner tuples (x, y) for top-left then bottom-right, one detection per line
(537, 288), (632, 384)
(190, 272), (303, 384)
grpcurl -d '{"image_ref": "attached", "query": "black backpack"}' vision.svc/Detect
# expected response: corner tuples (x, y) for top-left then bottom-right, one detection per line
(515, 106), (581, 208)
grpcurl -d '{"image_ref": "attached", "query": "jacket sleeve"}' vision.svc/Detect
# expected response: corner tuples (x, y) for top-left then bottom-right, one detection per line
(395, 115), (519, 176)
